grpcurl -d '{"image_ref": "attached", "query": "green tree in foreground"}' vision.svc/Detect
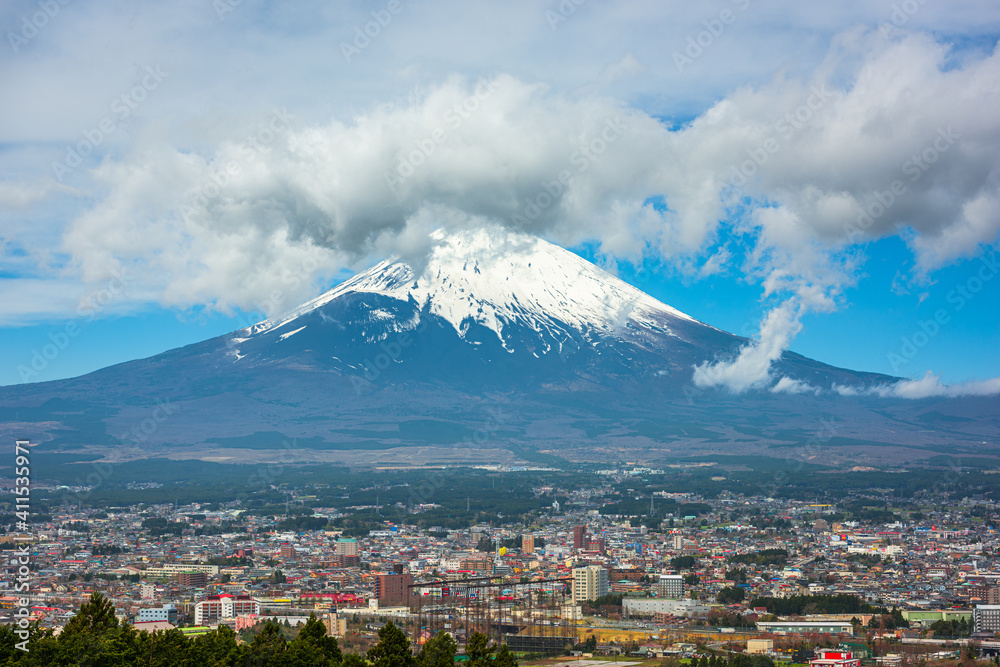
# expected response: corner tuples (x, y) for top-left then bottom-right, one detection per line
(465, 631), (518, 667)
(417, 630), (457, 667)
(0, 593), (521, 667)
(465, 631), (494, 667)
(368, 621), (414, 667)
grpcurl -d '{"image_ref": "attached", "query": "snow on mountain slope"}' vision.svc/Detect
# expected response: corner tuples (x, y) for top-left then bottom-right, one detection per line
(247, 229), (700, 353)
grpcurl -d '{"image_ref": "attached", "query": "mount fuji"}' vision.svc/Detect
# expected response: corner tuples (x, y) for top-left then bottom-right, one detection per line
(1, 229), (997, 470)
(228, 229), (891, 393)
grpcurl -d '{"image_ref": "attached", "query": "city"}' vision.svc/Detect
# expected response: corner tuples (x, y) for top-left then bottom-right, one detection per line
(2, 465), (999, 664)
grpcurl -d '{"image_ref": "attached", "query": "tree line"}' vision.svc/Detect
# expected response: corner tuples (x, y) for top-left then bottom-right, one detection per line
(0, 593), (519, 667)
(747, 594), (883, 616)
(666, 653), (775, 667)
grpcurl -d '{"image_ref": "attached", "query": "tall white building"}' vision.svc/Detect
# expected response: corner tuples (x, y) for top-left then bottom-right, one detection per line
(335, 538), (358, 556)
(572, 566), (609, 602)
(657, 574), (684, 599)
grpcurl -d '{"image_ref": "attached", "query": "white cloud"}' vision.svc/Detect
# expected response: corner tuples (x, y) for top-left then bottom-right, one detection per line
(0, 181), (77, 208)
(771, 376), (821, 395)
(598, 53), (643, 84)
(876, 371), (1000, 398)
(56, 34), (1000, 324)
(692, 298), (804, 392)
(834, 371), (1000, 398)
(0, 10), (994, 391)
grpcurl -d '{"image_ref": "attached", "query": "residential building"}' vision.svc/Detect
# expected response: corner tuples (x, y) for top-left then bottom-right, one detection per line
(658, 574), (684, 599)
(974, 605), (1000, 634)
(144, 563), (219, 577)
(522, 535), (535, 553)
(374, 573), (413, 606)
(137, 604), (178, 624)
(747, 639), (774, 655)
(324, 613), (347, 637)
(335, 538), (358, 556)
(178, 571), (207, 587)
(194, 594), (260, 625)
(970, 587), (1000, 604)
(573, 525), (587, 550)
(573, 565), (608, 602)
(810, 651), (862, 667)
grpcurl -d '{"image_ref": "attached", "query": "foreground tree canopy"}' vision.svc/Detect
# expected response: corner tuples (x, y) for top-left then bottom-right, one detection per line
(0, 595), (518, 667)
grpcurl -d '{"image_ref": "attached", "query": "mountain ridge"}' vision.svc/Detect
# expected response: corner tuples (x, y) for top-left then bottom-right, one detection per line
(1, 229), (997, 471)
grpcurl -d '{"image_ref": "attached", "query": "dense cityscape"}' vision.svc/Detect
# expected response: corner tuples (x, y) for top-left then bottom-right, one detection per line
(3, 465), (999, 665)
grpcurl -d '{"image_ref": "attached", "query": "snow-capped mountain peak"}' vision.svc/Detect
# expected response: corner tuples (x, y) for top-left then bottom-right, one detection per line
(249, 229), (698, 349)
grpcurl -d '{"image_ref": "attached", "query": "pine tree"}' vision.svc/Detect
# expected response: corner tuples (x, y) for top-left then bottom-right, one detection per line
(189, 625), (243, 665)
(62, 592), (119, 636)
(495, 643), (519, 667)
(249, 620), (288, 666)
(466, 632), (495, 667)
(368, 621), (415, 667)
(418, 630), (458, 667)
(294, 613), (343, 664)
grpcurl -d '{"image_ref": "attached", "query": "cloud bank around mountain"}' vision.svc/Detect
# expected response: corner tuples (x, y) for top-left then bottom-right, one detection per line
(23, 28), (1000, 396)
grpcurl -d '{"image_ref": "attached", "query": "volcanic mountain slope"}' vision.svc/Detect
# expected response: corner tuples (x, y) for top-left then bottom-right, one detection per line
(1, 229), (997, 469)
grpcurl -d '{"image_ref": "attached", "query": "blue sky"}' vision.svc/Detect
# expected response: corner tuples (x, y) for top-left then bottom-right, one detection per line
(1, 0), (999, 394)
